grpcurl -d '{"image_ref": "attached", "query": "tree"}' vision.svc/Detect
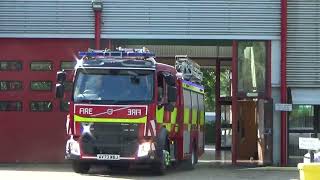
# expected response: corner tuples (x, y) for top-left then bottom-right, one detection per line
(202, 68), (215, 112)
(202, 68), (231, 112)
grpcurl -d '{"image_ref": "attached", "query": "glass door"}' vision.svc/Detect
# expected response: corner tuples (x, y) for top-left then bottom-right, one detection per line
(257, 99), (273, 165)
(231, 40), (272, 165)
(237, 41), (267, 98)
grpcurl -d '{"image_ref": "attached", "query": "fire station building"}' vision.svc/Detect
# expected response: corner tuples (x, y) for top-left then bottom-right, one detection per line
(0, 0), (319, 166)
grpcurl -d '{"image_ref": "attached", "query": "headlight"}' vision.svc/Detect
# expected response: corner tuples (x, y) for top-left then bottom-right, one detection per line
(137, 142), (151, 157)
(81, 123), (93, 136)
(66, 137), (80, 156)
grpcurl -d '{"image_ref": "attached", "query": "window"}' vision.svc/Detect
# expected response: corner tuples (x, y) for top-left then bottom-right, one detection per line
(288, 133), (312, 164)
(73, 69), (154, 103)
(30, 61), (52, 71)
(31, 81), (52, 91)
(157, 74), (164, 103)
(220, 68), (231, 97)
(0, 61), (22, 71)
(288, 105), (317, 165)
(221, 105), (232, 125)
(289, 105), (314, 130)
(238, 41), (266, 95)
(0, 101), (22, 111)
(30, 101), (52, 112)
(0, 81), (22, 91)
(60, 100), (69, 112)
(61, 61), (76, 70)
(64, 81), (73, 92)
(183, 89), (191, 108)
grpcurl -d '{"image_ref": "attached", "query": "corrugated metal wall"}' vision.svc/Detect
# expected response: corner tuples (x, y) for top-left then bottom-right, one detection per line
(287, 0), (320, 87)
(0, 0), (94, 38)
(102, 0), (280, 39)
(0, 0), (280, 40)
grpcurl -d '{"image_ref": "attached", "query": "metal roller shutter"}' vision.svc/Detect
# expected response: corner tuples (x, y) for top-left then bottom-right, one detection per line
(287, 0), (320, 87)
(125, 45), (232, 58)
(0, 0), (94, 38)
(0, 1), (280, 40)
(102, 0), (280, 40)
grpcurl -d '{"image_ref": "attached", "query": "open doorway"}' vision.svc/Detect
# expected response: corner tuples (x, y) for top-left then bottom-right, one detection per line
(198, 40), (273, 166)
(230, 40), (273, 165)
(113, 40), (273, 166)
(237, 99), (273, 165)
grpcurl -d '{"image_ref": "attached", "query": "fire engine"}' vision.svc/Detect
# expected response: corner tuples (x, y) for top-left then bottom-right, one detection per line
(55, 47), (205, 174)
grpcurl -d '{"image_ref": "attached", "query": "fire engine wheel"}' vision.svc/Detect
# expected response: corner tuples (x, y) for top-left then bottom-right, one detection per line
(72, 161), (90, 174)
(152, 147), (170, 175)
(154, 149), (170, 175)
(185, 146), (197, 170)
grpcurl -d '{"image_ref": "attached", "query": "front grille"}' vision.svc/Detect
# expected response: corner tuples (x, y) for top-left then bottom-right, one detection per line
(81, 123), (139, 157)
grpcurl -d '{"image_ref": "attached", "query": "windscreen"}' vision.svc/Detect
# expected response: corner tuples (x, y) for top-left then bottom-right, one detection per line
(73, 69), (154, 104)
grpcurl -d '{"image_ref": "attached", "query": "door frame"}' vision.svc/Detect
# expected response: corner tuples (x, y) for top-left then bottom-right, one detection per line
(231, 40), (272, 165)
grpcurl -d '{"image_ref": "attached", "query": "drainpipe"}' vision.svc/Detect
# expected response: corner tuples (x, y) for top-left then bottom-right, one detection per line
(231, 41), (238, 165)
(94, 11), (101, 49)
(92, 0), (103, 49)
(215, 57), (221, 152)
(280, 0), (288, 166)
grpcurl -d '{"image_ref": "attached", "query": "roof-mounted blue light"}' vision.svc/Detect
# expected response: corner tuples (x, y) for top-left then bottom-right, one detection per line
(78, 47), (155, 59)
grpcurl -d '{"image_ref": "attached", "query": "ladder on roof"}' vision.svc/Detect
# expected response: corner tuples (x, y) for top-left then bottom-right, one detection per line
(175, 55), (203, 84)
(79, 47), (155, 60)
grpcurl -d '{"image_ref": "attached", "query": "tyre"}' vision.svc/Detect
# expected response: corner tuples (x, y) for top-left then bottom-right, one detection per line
(72, 161), (90, 174)
(151, 138), (171, 175)
(152, 147), (170, 175)
(185, 146), (197, 170)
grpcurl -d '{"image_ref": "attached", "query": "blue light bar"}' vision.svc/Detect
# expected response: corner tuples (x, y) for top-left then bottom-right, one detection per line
(78, 50), (155, 58)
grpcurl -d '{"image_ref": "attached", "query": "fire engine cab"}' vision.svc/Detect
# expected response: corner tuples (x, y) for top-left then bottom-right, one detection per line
(55, 47), (205, 174)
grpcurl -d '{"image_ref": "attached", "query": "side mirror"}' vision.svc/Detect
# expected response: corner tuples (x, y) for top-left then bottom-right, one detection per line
(163, 74), (176, 86)
(57, 71), (66, 83)
(168, 86), (177, 103)
(56, 83), (65, 98)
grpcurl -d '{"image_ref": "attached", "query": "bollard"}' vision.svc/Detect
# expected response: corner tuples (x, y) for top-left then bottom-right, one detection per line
(309, 150), (314, 163)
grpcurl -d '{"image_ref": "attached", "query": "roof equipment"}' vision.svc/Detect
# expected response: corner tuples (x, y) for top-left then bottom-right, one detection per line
(79, 47), (155, 59)
(175, 55), (203, 83)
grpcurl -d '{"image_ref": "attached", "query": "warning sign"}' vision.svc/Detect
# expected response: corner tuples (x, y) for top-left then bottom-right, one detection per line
(275, 103), (292, 112)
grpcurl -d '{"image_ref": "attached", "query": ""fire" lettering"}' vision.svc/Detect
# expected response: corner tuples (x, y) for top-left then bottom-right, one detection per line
(79, 108), (93, 115)
(128, 109), (142, 116)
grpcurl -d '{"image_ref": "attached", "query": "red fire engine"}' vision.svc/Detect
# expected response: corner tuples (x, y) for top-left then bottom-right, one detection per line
(55, 48), (205, 174)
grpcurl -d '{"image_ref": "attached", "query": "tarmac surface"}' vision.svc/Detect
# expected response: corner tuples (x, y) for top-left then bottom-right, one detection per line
(0, 147), (300, 180)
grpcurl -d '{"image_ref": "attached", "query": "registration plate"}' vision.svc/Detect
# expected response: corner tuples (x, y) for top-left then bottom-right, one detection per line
(97, 154), (120, 160)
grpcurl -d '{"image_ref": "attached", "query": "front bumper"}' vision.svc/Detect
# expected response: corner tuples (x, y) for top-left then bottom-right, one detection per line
(65, 154), (158, 165)
(65, 136), (159, 164)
